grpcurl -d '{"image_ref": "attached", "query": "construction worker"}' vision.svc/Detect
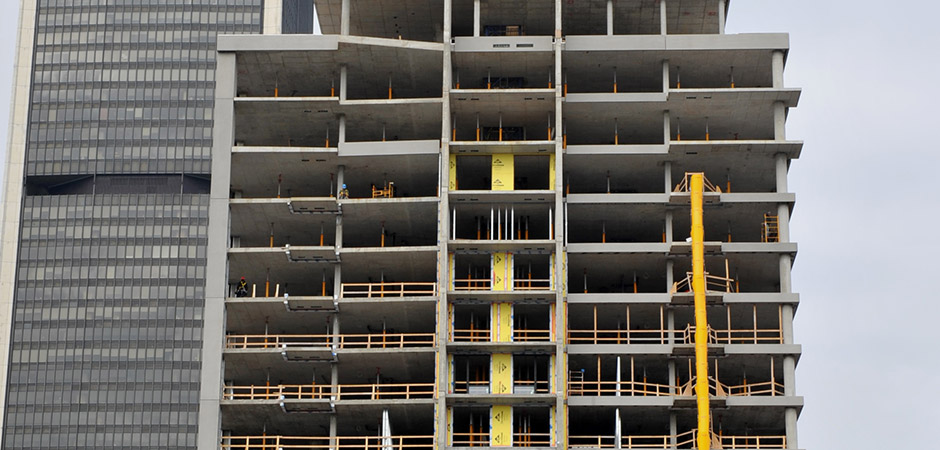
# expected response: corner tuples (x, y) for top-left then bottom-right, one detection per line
(235, 277), (249, 297)
(338, 183), (349, 199)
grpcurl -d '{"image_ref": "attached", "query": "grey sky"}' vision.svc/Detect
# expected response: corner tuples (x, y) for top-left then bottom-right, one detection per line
(0, 1), (937, 448)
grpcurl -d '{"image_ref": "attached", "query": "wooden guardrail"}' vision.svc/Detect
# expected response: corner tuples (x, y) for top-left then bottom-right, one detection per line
(221, 435), (435, 450)
(224, 333), (435, 349)
(340, 282), (437, 298)
(223, 383), (435, 401)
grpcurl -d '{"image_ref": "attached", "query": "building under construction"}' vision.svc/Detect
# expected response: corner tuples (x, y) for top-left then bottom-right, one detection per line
(200, 1), (802, 449)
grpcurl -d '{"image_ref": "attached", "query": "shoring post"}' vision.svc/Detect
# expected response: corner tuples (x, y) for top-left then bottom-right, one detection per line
(265, 268), (271, 298)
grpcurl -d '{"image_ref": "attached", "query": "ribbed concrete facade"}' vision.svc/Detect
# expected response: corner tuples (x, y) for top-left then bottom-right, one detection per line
(204, 1), (802, 449)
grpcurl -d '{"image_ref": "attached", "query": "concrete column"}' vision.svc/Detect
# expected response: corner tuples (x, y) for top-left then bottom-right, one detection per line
(263, 0), (283, 35)
(668, 360), (676, 394)
(667, 309), (675, 339)
(473, 0), (480, 36)
(772, 50), (785, 89)
(663, 161), (672, 193)
(775, 152), (792, 243)
(662, 60), (670, 93)
(335, 164), (345, 253)
(338, 114), (346, 144)
(783, 356), (796, 395)
(339, 65), (348, 101)
(774, 101), (786, 141)
(196, 51), (236, 450)
(718, 0), (726, 34)
(781, 304), (794, 345)
(329, 415), (338, 449)
(669, 413), (678, 447)
(785, 407), (799, 449)
(607, 0), (614, 35)
(340, 0), (350, 35)
(438, 1), (455, 446)
(665, 212), (673, 243)
(662, 110), (671, 144)
(775, 153), (788, 193)
(777, 203), (791, 243)
(778, 255), (792, 294)
(660, 0), (668, 35)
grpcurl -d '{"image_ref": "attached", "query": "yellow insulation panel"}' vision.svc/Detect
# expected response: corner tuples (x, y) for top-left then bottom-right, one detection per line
(491, 154), (514, 191)
(493, 252), (509, 291)
(491, 405), (513, 447)
(494, 303), (512, 342)
(491, 354), (512, 395)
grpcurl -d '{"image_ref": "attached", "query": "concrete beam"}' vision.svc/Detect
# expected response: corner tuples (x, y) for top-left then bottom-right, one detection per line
(197, 51), (237, 450)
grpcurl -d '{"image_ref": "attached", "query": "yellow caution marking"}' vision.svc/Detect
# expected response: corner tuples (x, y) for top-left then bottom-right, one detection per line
(491, 354), (512, 395)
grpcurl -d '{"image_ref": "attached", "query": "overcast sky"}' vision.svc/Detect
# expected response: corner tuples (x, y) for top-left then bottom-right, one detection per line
(0, 1), (937, 448)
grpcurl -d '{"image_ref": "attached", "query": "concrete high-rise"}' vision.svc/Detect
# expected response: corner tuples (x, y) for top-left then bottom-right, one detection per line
(0, 1), (318, 449)
(206, 1), (802, 450)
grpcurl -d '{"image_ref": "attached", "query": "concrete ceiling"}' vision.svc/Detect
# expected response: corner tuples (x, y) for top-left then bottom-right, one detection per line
(315, 0), (445, 41)
(230, 149), (439, 198)
(236, 44), (443, 98)
(233, 98), (443, 145)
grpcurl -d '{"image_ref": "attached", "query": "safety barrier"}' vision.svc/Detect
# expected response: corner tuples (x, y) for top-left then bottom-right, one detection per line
(568, 329), (671, 345)
(673, 173), (722, 193)
(452, 278), (492, 291)
(452, 380), (490, 394)
(677, 377), (785, 397)
(513, 279), (553, 290)
(452, 329), (491, 342)
(223, 383), (435, 401)
(340, 282), (437, 298)
(513, 432), (552, 447)
(221, 435), (435, 450)
(569, 431), (784, 449)
(224, 333), (435, 349)
(569, 431), (695, 449)
(680, 325), (783, 345)
(568, 379), (673, 397)
(512, 379), (551, 394)
(671, 272), (736, 294)
(452, 432), (489, 447)
(512, 329), (552, 342)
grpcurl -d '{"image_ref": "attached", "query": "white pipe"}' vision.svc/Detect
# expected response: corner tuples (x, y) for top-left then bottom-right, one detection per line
(616, 356), (622, 397)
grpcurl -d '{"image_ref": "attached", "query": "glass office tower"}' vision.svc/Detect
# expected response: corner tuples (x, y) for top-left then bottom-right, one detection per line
(1, 1), (264, 448)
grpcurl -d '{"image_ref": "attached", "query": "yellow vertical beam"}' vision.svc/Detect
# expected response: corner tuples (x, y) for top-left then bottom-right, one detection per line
(690, 173), (710, 450)
(449, 154), (458, 191)
(491, 405), (512, 446)
(491, 154), (514, 191)
(492, 354), (512, 395)
(549, 155), (556, 190)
